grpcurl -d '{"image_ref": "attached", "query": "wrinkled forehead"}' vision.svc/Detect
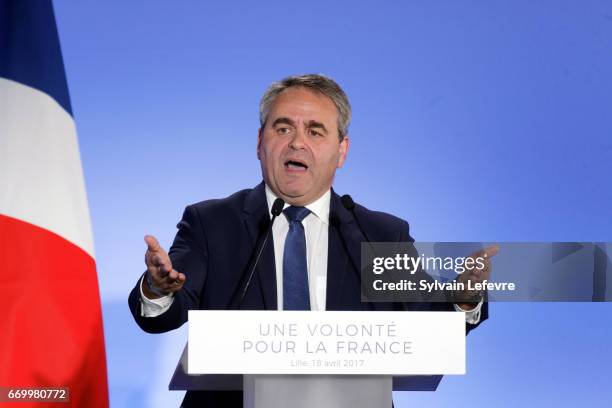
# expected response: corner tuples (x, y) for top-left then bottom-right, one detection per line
(266, 87), (339, 128)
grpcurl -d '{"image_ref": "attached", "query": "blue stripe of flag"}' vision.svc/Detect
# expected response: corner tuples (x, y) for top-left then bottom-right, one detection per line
(0, 0), (72, 115)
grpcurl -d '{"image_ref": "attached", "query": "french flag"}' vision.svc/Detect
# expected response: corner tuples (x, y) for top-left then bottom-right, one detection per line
(0, 1), (109, 406)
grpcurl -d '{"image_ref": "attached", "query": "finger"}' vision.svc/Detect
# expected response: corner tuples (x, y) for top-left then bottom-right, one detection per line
(161, 273), (184, 292)
(167, 269), (179, 281)
(482, 245), (500, 259)
(167, 280), (184, 293)
(173, 273), (185, 286)
(469, 245), (499, 260)
(144, 235), (162, 253)
(168, 273), (186, 289)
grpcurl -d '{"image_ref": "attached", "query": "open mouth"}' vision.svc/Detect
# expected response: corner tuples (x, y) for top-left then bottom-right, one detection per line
(284, 159), (309, 171)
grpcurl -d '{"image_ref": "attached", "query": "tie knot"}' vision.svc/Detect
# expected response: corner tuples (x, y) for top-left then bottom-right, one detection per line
(283, 206), (310, 223)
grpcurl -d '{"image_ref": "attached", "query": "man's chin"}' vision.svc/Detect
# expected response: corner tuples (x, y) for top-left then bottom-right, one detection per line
(280, 190), (307, 200)
(276, 187), (311, 205)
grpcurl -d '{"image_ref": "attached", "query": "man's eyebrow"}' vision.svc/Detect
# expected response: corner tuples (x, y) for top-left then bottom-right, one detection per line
(271, 117), (296, 127)
(305, 120), (328, 134)
(270, 118), (329, 135)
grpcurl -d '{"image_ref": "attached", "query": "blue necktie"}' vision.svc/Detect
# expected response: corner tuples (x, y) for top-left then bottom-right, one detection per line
(283, 206), (311, 310)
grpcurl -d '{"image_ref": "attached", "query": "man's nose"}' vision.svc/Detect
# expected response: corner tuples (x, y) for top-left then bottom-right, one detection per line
(288, 128), (307, 149)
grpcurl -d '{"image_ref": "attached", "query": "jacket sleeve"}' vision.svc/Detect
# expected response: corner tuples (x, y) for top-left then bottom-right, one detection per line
(397, 220), (488, 335)
(128, 205), (209, 333)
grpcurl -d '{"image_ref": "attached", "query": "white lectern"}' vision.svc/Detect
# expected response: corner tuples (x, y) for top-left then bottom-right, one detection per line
(169, 311), (463, 408)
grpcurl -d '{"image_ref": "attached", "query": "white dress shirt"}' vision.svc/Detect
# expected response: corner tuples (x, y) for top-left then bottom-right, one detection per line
(140, 185), (482, 323)
(267, 185), (329, 311)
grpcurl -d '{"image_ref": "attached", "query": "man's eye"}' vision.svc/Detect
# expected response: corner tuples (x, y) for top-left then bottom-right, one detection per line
(309, 129), (322, 137)
(277, 127), (291, 135)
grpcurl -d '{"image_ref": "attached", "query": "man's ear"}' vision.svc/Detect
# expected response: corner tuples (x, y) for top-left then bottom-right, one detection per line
(256, 128), (263, 160)
(337, 135), (350, 168)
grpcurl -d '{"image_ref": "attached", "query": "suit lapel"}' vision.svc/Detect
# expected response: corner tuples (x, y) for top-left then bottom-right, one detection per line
(326, 191), (361, 310)
(242, 182), (277, 310)
(327, 192), (384, 311)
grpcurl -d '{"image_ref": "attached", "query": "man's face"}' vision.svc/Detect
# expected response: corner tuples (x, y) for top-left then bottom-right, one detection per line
(257, 87), (349, 206)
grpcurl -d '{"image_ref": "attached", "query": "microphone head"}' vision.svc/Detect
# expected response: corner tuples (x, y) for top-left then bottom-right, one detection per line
(271, 198), (285, 216)
(340, 194), (356, 211)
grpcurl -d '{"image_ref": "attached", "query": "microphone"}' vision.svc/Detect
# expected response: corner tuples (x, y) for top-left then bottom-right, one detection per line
(271, 198), (285, 216)
(229, 198), (284, 309)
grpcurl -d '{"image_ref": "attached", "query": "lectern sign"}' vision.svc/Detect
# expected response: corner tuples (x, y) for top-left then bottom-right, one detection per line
(188, 311), (465, 375)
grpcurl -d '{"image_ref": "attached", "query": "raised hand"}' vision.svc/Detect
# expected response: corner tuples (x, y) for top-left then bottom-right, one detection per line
(143, 235), (186, 299)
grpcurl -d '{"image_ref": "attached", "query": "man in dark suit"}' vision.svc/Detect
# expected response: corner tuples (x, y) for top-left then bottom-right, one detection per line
(128, 74), (495, 407)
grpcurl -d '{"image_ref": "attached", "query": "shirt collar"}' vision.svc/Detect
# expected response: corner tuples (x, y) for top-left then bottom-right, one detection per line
(264, 184), (330, 225)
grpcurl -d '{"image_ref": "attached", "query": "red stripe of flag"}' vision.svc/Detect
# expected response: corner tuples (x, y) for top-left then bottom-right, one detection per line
(0, 214), (108, 407)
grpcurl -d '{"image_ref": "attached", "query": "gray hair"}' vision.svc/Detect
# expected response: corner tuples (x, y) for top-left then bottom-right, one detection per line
(259, 74), (351, 140)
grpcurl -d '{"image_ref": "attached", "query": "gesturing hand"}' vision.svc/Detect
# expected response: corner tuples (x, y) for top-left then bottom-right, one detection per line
(455, 245), (499, 310)
(143, 235), (186, 299)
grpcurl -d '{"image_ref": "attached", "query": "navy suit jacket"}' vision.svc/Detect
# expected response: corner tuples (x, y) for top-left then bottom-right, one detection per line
(128, 182), (487, 407)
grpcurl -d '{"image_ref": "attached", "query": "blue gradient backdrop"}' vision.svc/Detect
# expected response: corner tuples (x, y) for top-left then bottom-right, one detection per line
(53, 1), (612, 406)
